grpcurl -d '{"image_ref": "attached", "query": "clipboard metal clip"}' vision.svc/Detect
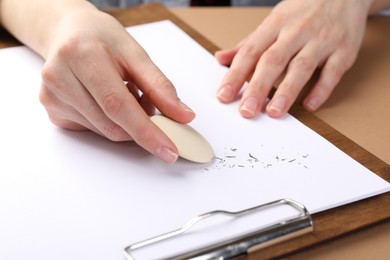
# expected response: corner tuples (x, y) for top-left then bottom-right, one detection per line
(123, 198), (313, 260)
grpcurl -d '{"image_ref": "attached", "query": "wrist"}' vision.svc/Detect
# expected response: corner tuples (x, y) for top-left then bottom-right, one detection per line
(39, 1), (99, 58)
(0, 0), (99, 58)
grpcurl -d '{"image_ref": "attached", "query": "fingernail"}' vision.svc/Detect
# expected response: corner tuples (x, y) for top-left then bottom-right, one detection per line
(268, 96), (287, 114)
(179, 100), (194, 114)
(155, 146), (178, 164)
(305, 96), (319, 111)
(240, 97), (259, 117)
(217, 84), (235, 102)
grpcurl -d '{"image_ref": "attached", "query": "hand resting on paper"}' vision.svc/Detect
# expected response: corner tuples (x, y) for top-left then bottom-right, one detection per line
(215, 0), (390, 118)
(0, 0), (195, 163)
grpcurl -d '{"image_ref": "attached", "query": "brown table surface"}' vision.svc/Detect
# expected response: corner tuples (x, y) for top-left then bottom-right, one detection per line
(170, 7), (390, 260)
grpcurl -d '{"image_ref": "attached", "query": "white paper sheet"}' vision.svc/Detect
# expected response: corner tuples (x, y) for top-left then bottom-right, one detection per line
(0, 20), (389, 260)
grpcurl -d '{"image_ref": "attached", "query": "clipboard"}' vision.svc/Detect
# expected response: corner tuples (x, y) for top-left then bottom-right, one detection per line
(1, 3), (389, 259)
(106, 4), (390, 259)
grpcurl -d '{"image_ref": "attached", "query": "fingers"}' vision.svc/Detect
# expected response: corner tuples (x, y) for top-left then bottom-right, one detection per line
(215, 34), (253, 66)
(221, 20), (312, 118)
(65, 43), (184, 163)
(122, 47), (195, 124)
(39, 82), (101, 134)
(216, 28), (278, 105)
(266, 40), (323, 117)
(41, 53), (132, 141)
(38, 9), (200, 163)
(215, 0), (367, 119)
(303, 49), (355, 112)
(126, 81), (155, 116)
(215, 47), (238, 67)
(41, 14), (197, 163)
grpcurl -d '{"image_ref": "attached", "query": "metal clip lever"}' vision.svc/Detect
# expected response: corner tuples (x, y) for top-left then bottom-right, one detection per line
(123, 198), (313, 260)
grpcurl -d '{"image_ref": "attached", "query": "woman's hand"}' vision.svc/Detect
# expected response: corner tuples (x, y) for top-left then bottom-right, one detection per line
(39, 9), (195, 163)
(215, 0), (374, 118)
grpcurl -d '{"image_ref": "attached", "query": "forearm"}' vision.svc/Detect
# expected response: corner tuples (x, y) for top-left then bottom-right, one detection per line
(0, 0), (97, 57)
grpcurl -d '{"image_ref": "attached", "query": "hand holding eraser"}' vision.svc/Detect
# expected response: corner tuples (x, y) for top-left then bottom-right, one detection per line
(151, 115), (214, 163)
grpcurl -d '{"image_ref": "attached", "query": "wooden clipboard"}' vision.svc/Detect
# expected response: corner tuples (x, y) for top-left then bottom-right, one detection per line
(1, 3), (389, 259)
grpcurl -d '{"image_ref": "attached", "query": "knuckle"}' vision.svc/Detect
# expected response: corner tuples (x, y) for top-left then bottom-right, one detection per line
(247, 78), (262, 91)
(148, 74), (175, 100)
(56, 34), (108, 69)
(102, 122), (126, 142)
(41, 64), (56, 86)
(318, 27), (335, 42)
(265, 12), (285, 27)
(52, 118), (69, 129)
(340, 47), (358, 69)
(261, 49), (286, 67)
(39, 84), (62, 112)
(320, 63), (344, 91)
(155, 73), (174, 91)
(131, 122), (152, 145)
(133, 47), (150, 61)
(47, 114), (76, 130)
(100, 91), (124, 118)
(58, 34), (90, 57)
(326, 63), (345, 81)
(38, 95), (75, 130)
(294, 17), (311, 32)
(323, 31), (359, 69)
(55, 35), (87, 62)
(247, 79), (269, 97)
(39, 86), (52, 107)
(279, 80), (298, 94)
(239, 44), (261, 59)
(290, 56), (316, 72)
(41, 63), (63, 92)
(47, 114), (64, 127)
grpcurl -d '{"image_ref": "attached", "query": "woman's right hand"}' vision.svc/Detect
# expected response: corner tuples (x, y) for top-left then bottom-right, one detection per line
(39, 6), (195, 163)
